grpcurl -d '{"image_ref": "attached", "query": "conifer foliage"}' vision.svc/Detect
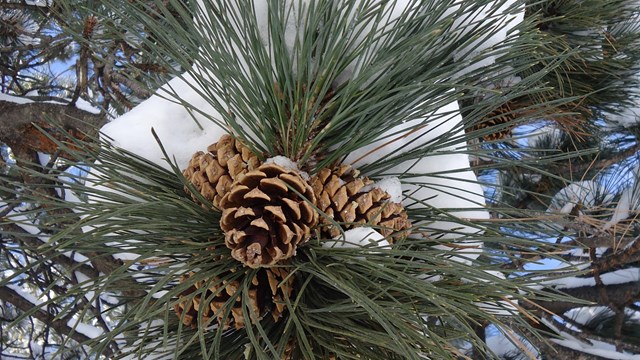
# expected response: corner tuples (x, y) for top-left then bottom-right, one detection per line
(1, 0), (640, 359)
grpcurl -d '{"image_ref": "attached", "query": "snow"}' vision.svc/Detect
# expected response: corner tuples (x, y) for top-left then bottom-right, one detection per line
(7, 211), (41, 236)
(565, 306), (612, 326)
(37, 152), (50, 167)
(361, 177), (403, 203)
(100, 72), (227, 170)
(343, 100), (488, 265)
(463, 270), (519, 316)
(264, 156), (298, 171)
(6, 284), (42, 306)
(540, 268), (640, 289)
(343, 101), (488, 231)
(101, 4), (492, 275)
(63, 251), (89, 264)
(264, 156), (310, 180)
(449, 0), (525, 78)
(541, 318), (640, 359)
(475, 298), (518, 316)
(66, 316), (103, 339)
(606, 73), (640, 128)
(74, 271), (100, 304)
(0, 92), (34, 104)
(75, 97), (101, 114)
(547, 180), (615, 214)
(486, 326), (538, 359)
(526, 124), (564, 149)
(194, 1), (522, 86)
(112, 252), (140, 261)
(322, 227), (391, 256)
(604, 167), (640, 229)
(604, 186), (634, 229)
(151, 290), (169, 299)
(552, 337), (640, 359)
(25, 0), (51, 6)
(0, 91), (99, 114)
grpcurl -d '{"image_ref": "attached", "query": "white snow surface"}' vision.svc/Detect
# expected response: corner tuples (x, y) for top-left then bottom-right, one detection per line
(604, 166), (640, 229)
(264, 156), (299, 171)
(360, 177), (403, 204)
(0, 92), (100, 114)
(463, 270), (519, 316)
(606, 73), (640, 128)
(101, 1), (490, 274)
(548, 180), (615, 214)
(449, 0), (525, 78)
(7, 284), (42, 306)
(342, 100), (487, 264)
(540, 268), (640, 289)
(486, 327), (538, 359)
(526, 124), (564, 149)
(541, 318), (640, 359)
(194, 1), (522, 85)
(102, 72), (488, 268)
(565, 306), (613, 326)
(100, 73), (227, 170)
(323, 227), (390, 251)
(552, 337), (640, 360)
(343, 100), (488, 221)
(67, 317), (103, 339)
(75, 97), (101, 114)
(0, 92), (34, 104)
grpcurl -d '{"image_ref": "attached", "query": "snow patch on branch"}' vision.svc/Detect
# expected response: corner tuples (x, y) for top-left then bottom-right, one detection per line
(66, 316), (103, 340)
(6, 284), (42, 306)
(548, 180), (615, 214)
(0, 93), (34, 104)
(539, 268), (640, 289)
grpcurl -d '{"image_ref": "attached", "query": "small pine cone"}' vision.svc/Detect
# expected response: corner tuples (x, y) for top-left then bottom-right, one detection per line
(310, 165), (411, 242)
(219, 163), (318, 267)
(183, 135), (261, 209)
(473, 102), (516, 141)
(174, 268), (294, 330)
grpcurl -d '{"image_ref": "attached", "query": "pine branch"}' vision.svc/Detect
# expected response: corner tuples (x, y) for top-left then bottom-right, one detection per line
(0, 99), (105, 159)
(522, 281), (640, 315)
(591, 235), (640, 274)
(0, 285), (115, 356)
(1, 222), (99, 281)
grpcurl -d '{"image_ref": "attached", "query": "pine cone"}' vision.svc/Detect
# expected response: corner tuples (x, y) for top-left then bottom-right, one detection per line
(472, 102), (516, 141)
(183, 134), (260, 208)
(174, 267), (294, 330)
(310, 165), (411, 242)
(219, 163), (318, 268)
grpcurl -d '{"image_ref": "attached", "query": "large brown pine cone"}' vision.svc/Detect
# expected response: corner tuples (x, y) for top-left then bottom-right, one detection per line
(219, 163), (318, 268)
(174, 267), (294, 330)
(310, 165), (410, 242)
(183, 134), (260, 208)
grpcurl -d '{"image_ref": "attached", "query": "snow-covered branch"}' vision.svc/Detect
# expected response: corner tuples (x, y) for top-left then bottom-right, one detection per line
(0, 98), (105, 159)
(0, 285), (113, 356)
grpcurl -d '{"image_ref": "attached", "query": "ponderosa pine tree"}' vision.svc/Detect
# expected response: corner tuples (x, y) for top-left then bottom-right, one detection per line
(1, 0), (640, 359)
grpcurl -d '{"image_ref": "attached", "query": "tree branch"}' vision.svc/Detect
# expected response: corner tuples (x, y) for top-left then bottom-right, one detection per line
(0, 99), (106, 160)
(0, 285), (114, 356)
(523, 281), (640, 315)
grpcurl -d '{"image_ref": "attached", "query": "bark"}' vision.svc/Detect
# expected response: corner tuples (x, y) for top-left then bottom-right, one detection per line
(522, 281), (640, 314)
(0, 99), (106, 160)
